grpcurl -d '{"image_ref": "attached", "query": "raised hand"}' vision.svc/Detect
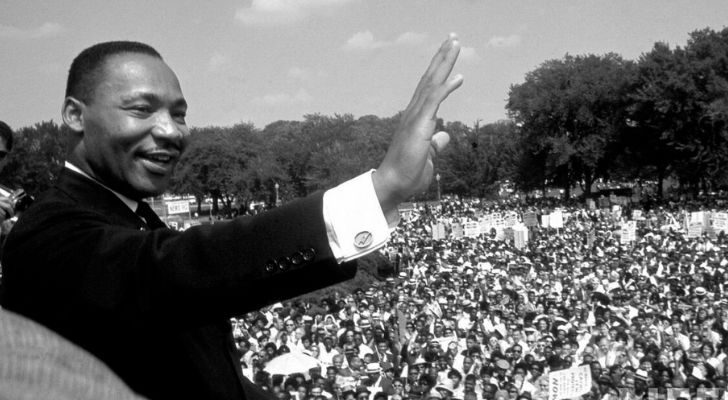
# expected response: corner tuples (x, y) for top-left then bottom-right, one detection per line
(373, 33), (463, 220)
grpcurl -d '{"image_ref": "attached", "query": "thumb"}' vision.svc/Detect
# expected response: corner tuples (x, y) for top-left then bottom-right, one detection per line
(431, 131), (450, 155)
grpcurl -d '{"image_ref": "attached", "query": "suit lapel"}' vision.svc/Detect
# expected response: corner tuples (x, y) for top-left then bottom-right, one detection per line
(54, 169), (148, 231)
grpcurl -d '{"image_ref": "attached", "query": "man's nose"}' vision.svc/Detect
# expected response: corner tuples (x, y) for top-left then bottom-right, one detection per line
(151, 112), (186, 144)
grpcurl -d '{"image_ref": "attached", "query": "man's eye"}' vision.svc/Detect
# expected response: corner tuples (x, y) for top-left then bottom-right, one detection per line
(132, 105), (152, 112)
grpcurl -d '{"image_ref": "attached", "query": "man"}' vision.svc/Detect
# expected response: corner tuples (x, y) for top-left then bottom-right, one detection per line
(1, 35), (462, 400)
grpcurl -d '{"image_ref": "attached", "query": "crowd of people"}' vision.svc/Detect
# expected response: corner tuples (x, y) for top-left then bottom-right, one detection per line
(232, 194), (728, 400)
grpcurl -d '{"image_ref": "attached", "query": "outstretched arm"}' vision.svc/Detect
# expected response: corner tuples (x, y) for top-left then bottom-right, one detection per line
(373, 33), (463, 220)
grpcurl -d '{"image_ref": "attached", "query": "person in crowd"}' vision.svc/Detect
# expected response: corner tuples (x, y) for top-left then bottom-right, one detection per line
(0, 120), (19, 254)
(0, 121), (15, 223)
(227, 192), (728, 400)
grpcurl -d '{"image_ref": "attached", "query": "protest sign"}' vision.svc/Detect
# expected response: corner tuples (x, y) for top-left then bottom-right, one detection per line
(550, 210), (564, 229)
(690, 211), (704, 225)
(464, 221), (480, 238)
(541, 214), (550, 228)
(619, 221), (636, 244)
(632, 210), (642, 220)
(548, 365), (592, 400)
(688, 222), (703, 238)
(513, 224), (528, 250)
(713, 212), (728, 234)
(451, 223), (464, 239)
(504, 212), (517, 227)
(167, 200), (190, 215)
(432, 222), (447, 240)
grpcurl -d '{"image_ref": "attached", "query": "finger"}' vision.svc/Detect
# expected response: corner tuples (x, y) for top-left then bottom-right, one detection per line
(407, 43), (460, 119)
(405, 34), (460, 112)
(419, 74), (464, 124)
(415, 33), (458, 95)
(430, 36), (461, 86)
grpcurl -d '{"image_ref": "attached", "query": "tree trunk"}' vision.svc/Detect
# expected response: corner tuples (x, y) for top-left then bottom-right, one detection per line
(657, 166), (665, 200)
(583, 172), (594, 197)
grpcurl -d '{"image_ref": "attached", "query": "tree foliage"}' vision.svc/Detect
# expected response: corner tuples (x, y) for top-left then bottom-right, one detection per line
(507, 53), (635, 196)
(0, 120), (67, 196)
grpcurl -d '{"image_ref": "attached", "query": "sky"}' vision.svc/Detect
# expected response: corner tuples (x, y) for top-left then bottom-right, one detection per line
(2, 0), (728, 131)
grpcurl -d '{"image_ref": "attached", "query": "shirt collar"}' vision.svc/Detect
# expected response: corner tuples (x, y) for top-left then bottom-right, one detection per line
(64, 161), (138, 212)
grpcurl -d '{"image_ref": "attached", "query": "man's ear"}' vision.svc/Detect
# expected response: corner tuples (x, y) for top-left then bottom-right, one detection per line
(61, 97), (85, 134)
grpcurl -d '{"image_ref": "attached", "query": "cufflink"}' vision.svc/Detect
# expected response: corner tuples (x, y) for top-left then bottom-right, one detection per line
(354, 231), (373, 248)
(302, 248), (316, 262)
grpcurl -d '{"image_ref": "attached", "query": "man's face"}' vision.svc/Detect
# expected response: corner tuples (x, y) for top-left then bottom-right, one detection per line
(377, 342), (389, 354)
(463, 357), (473, 372)
(72, 53), (189, 199)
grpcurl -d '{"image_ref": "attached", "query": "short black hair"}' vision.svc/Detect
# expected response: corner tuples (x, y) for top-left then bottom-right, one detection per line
(0, 120), (12, 151)
(65, 41), (162, 103)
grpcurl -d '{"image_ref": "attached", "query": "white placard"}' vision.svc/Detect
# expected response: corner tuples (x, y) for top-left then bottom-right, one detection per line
(548, 365), (592, 400)
(464, 221), (480, 238)
(167, 200), (190, 215)
(550, 210), (564, 229)
(713, 212), (728, 234)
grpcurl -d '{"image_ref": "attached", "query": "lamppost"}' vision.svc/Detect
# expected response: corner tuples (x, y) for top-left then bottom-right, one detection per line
(274, 182), (281, 207)
(436, 173), (441, 202)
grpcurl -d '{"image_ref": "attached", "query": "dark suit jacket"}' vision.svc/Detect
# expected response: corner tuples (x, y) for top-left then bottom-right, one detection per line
(1, 169), (358, 400)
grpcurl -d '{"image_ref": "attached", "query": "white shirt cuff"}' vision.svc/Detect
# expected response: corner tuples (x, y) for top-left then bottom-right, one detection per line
(323, 170), (398, 263)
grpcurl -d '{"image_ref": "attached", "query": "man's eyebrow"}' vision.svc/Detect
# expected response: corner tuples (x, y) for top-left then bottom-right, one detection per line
(120, 92), (187, 108)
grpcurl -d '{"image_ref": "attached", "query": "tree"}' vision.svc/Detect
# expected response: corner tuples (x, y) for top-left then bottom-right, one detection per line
(0, 120), (67, 196)
(169, 123), (281, 215)
(507, 54), (634, 197)
(437, 120), (519, 198)
(625, 27), (728, 196)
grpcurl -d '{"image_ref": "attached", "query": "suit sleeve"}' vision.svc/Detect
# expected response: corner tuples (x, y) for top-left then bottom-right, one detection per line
(2, 191), (356, 323)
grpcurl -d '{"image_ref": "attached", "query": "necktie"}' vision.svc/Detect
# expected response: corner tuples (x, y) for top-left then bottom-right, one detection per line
(136, 201), (166, 229)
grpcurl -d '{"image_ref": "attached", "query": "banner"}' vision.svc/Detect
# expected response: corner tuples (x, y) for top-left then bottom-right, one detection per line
(548, 365), (592, 400)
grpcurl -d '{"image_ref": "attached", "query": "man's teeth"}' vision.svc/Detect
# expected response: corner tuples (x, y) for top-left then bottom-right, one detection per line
(147, 154), (171, 162)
